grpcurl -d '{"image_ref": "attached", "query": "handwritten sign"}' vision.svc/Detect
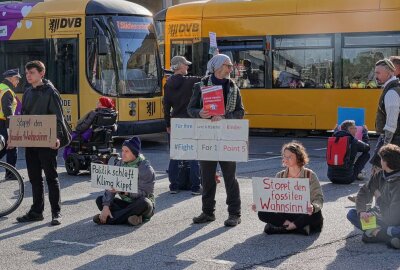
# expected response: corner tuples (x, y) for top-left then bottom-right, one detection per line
(170, 118), (249, 162)
(252, 177), (310, 214)
(361, 216), (377, 230)
(91, 163), (138, 193)
(209, 32), (217, 55)
(9, 115), (57, 147)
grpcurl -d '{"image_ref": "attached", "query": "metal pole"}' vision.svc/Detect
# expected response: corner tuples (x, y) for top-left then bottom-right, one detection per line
(162, 0), (173, 9)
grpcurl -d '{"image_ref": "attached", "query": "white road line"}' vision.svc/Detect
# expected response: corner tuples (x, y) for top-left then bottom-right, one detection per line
(205, 259), (235, 265)
(51, 240), (99, 247)
(314, 148), (327, 151)
(249, 156), (281, 162)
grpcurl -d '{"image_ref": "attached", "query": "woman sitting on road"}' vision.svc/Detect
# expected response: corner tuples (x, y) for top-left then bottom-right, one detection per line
(253, 141), (324, 235)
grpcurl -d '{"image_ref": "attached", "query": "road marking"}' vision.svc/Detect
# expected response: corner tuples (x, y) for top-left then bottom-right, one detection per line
(249, 156), (281, 162)
(51, 240), (99, 247)
(314, 148), (327, 151)
(205, 259), (235, 265)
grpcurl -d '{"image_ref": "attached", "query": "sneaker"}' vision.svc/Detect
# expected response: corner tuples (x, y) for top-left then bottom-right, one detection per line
(264, 223), (287, 234)
(51, 213), (62, 226)
(388, 237), (400, 249)
(170, 190), (179, 194)
(16, 212), (44, 223)
(298, 225), (311, 236)
(361, 233), (381, 244)
(93, 214), (101, 225)
(191, 190), (202, 196)
(193, 212), (216, 224)
(127, 215), (143, 226)
(224, 215), (241, 227)
(357, 173), (365, 181)
(347, 195), (356, 203)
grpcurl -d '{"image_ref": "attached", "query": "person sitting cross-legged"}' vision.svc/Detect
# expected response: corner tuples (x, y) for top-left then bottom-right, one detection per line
(93, 137), (155, 226)
(347, 144), (400, 248)
(253, 141), (324, 235)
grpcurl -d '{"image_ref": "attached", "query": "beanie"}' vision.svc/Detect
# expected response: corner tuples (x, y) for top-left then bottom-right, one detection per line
(123, 136), (141, 157)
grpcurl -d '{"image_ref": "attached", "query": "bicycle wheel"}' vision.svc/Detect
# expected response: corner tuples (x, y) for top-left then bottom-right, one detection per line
(0, 162), (24, 217)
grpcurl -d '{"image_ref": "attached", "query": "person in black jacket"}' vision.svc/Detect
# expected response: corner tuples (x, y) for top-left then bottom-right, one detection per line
(16, 61), (66, 226)
(164, 56), (201, 195)
(328, 120), (370, 184)
(188, 54), (245, 227)
(75, 96), (116, 134)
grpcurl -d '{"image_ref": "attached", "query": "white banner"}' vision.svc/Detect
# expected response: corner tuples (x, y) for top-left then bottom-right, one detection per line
(170, 118), (249, 162)
(91, 164), (138, 193)
(252, 177), (310, 214)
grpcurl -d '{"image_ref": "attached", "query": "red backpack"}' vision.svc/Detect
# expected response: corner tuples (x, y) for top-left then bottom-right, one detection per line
(326, 136), (351, 166)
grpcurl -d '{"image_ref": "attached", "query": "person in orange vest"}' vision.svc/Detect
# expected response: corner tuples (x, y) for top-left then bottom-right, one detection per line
(0, 68), (20, 179)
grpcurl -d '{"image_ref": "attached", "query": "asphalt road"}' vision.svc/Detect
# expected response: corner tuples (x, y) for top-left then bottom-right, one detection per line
(0, 133), (399, 270)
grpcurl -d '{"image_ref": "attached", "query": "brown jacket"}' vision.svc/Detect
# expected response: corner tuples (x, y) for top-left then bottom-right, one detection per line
(276, 167), (324, 213)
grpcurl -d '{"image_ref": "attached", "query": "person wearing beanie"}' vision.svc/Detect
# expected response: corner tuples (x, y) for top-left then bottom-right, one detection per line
(163, 55), (202, 195)
(188, 54), (245, 227)
(75, 96), (116, 134)
(93, 136), (156, 226)
(347, 144), (400, 248)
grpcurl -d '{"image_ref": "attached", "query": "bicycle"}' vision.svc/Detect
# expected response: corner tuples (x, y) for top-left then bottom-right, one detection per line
(0, 136), (24, 217)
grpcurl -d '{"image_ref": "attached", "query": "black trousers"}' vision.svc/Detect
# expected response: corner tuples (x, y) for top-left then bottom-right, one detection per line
(96, 196), (153, 225)
(0, 120), (17, 175)
(25, 147), (60, 215)
(200, 161), (241, 216)
(258, 211), (323, 231)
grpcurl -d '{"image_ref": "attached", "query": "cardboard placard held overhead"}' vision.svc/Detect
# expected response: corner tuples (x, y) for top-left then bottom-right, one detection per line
(8, 115), (57, 147)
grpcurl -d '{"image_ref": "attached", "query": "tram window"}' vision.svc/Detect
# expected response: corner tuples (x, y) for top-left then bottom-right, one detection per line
(273, 36), (333, 89)
(171, 40), (193, 73)
(342, 33), (400, 89)
(0, 39), (45, 93)
(219, 40), (265, 89)
(86, 38), (117, 96)
(47, 38), (78, 94)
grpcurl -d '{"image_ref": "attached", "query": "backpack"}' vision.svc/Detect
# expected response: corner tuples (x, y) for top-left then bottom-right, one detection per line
(326, 136), (351, 167)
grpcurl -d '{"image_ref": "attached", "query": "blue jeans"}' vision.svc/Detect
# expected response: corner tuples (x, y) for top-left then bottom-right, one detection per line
(168, 159), (201, 192)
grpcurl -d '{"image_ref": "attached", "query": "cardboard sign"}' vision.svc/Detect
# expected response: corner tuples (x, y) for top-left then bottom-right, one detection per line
(201, 85), (225, 116)
(170, 118), (249, 162)
(361, 215), (377, 230)
(8, 115), (57, 147)
(209, 32), (218, 55)
(252, 177), (310, 214)
(91, 163), (138, 193)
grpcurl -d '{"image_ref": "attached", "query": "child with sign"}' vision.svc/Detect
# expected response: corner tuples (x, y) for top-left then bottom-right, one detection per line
(93, 137), (155, 226)
(347, 144), (400, 248)
(253, 141), (324, 235)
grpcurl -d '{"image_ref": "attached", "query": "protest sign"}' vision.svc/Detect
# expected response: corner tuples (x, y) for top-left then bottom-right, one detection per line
(8, 115), (57, 147)
(170, 118), (249, 162)
(338, 107), (365, 140)
(91, 163), (138, 193)
(209, 32), (218, 55)
(252, 177), (310, 214)
(201, 85), (225, 116)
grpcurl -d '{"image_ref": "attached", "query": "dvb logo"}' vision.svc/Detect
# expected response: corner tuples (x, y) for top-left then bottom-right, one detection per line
(49, 18), (82, 33)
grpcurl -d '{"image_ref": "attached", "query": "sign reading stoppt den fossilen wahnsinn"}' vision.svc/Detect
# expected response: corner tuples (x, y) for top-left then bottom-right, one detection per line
(8, 115), (57, 147)
(91, 163), (138, 193)
(252, 177), (310, 214)
(170, 118), (249, 162)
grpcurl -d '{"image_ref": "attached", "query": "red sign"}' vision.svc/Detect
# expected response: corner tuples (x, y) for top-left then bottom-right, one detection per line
(201, 85), (225, 116)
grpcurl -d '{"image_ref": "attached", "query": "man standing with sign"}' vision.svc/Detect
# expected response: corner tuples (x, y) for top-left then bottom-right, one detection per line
(188, 54), (245, 227)
(0, 68), (20, 179)
(16, 61), (69, 226)
(93, 137), (155, 226)
(164, 56), (201, 195)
